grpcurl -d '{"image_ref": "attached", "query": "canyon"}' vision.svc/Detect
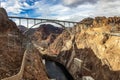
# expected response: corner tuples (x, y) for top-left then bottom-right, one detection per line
(0, 7), (120, 80)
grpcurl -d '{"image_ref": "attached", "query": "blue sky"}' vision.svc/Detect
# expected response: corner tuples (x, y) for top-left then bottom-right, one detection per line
(1, 0), (120, 21)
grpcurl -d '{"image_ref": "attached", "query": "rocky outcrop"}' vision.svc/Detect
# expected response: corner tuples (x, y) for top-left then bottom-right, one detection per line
(17, 25), (28, 33)
(0, 8), (48, 80)
(78, 16), (120, 31)
(1, 43), (48, 80)
(43, 30), (72, 55)
(29, 24), (63, 55)
(0, 8), (19, 33)
(0, 8), (24, 79)
(54, 17), (120, 80)
(79, 17), (94, 26)
(32, 24), (63, 42)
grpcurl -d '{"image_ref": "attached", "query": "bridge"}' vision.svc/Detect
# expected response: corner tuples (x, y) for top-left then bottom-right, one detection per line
(9, 16), (79, 29)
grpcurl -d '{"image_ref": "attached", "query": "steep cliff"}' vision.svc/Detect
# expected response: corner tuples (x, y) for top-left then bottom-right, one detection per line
(17, 25), (28, 33)
(0, 8), (48, 80)
(30, 24), (63, 55)
(32, 24), (63, 42)
(56, 17), (120, 80)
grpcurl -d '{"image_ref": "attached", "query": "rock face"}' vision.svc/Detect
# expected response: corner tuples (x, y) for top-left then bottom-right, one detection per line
(53, 17), (120, 80)
(17, 25), (28, 33)
(46, 30), (72, 55)
(32, 24), (63, 43)
(0, 8), (18, 33)
(0, 8), (48, 80)
(77, 16), (120, 32)
(80, 17), (94, 26)
(29, 24), (63, 54)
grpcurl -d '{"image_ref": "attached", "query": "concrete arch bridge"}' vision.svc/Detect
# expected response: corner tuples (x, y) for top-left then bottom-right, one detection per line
(9, 16), (79, 34)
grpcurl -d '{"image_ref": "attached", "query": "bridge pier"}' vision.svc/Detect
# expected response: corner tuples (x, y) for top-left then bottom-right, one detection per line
(19, 19), (21, 26)
(63, 22), (65, 27)
(27, 18), (29, 28)
(34, 19), (36, 25)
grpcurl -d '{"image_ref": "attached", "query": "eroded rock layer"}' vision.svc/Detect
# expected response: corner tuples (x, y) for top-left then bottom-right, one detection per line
(0, 8), (48, 80)
(55, 17), (120, 80)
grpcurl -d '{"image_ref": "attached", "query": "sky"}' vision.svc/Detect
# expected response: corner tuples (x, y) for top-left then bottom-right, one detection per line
(1, 0), (120, 22)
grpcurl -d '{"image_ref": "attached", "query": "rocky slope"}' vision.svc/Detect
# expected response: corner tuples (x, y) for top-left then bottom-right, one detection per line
(32, 24), (63, 41)
(0, 8), (48, 80)
(28, 24), (63, 55)
(17, 25), (28, 33)
(45, 30), (72, 55)
(51, 17), (120, 80)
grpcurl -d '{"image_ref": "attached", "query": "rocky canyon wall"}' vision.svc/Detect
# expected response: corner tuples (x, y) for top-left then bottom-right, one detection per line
(0, 8), (48, 80)
(56, 17), (120, 80)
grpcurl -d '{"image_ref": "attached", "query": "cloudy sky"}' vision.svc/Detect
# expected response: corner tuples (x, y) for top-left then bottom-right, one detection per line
(1, 0), (120, 22)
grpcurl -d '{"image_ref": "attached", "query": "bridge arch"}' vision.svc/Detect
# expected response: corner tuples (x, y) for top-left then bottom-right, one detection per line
(23, 20), (66, 34)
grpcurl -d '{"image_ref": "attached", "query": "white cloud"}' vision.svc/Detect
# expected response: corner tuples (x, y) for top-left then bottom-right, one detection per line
(47, 4), (95, 21)
(62, 0), (97, 7)
(1, 0), (120, 23)
(62, 0), (78, 5)
(94, 0), (120, 17)
(1, 0), (95, 21)
(1, 0), (22, 14)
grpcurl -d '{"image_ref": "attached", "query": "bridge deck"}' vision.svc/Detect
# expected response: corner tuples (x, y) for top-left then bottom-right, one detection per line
(9, 16), (79, 23)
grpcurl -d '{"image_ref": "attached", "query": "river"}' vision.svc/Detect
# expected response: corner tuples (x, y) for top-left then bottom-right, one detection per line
(45, 60), (74, 80)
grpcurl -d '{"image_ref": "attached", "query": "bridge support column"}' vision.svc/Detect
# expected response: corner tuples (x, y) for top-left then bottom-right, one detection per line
(41, 20), (43, 23)
(68, 23), (70, 27)
(19, 19), (21, 25)
(63, 22), (65, 26)
(27, 19), (29, 28)
(74, 23), (76, 27)
(34, 19), (36, 25)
